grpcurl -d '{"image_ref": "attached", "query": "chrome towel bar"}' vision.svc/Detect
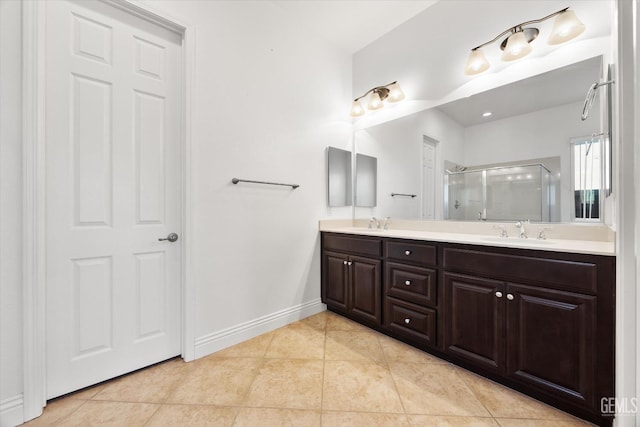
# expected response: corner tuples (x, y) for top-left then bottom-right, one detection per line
(232, 178), (299, 189)
(391, 192), (416, 198)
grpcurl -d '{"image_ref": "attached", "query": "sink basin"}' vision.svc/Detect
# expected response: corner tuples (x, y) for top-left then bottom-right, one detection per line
(480, 236), (554, 245)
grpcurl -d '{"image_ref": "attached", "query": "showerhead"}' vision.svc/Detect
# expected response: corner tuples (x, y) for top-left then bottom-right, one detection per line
(581, 80), (614, 121)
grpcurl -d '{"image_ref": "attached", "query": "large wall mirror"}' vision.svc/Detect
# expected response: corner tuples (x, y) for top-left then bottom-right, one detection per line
(354, 55), (612, 223)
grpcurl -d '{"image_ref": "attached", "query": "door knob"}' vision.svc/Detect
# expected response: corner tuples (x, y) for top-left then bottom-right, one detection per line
(158, 232), (179, 242)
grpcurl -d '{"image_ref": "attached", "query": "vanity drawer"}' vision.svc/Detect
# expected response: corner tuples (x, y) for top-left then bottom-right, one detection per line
(385, 297), (436, 346)
(323, 233), (382, 257)
(385, 262), (437, 307)
(442, 247), (598, 294)
(385, 240), (436, 267)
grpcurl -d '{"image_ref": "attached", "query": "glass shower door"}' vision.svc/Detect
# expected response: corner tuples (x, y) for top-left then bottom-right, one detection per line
(446, 170), (483, 220)
(485, 165), (551, 222)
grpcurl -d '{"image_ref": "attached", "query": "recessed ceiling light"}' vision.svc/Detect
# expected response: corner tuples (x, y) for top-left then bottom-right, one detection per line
(482, 112), (492, 117)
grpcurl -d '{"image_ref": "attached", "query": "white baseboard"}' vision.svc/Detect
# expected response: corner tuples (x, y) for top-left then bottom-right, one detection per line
(0, 394), (24, 427)
(194, 299), (326, 359)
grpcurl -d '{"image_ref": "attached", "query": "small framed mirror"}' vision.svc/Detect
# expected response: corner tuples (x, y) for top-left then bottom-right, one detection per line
(327, 147), (352, 207)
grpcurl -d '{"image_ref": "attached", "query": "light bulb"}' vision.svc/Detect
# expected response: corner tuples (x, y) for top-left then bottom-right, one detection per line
(367, 92), (384, 110)
(386, 82), (405, 102)
(548, 10), (586, 45)
(464, 48), (490, 75)
(501, 31), (532, 61)
(350, 100), (365, 117)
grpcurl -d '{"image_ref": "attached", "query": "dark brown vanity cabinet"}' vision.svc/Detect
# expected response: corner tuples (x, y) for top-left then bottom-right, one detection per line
(384, 240), (438, 347)
(321, 234), (382, 326)
(445, 272), (597, 401)
(443, 245), (614, 425)
(320, 232), (615, 426)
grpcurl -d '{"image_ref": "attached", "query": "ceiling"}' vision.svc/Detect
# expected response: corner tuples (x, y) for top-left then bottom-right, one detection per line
(270, 0), (438, 53)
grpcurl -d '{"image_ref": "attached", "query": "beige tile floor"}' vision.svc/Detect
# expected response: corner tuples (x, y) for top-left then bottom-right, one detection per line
(24, 311), (594, 426)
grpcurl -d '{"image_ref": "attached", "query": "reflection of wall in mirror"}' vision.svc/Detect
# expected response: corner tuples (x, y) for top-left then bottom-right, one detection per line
(354, 109), (464, 220)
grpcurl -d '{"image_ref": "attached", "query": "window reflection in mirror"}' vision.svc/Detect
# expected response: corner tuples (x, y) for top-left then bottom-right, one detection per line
(571, 136), (602, 220)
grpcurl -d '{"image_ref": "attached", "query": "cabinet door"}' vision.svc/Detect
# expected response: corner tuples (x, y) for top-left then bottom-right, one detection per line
(506, 283), (596, 407)
(349, 255), (382, 325)
(444, 273), (505, 373)
(322, 251), (348, 313)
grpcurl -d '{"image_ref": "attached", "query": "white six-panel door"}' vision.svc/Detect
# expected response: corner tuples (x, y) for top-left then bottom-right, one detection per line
(45, 0), (182, 398)
(422, 139), (436, 220)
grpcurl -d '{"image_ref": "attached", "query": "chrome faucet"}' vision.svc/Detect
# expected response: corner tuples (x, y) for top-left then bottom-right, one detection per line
(383, 217), (391, 230)
(368, 217), (380, 229)
(515, 220), (528, 239)
(537, 227), (552, 240)
(493, 225), (508, 238)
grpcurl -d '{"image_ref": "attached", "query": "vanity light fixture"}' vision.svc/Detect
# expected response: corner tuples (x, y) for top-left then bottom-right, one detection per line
(464, 7), (586, 75)
(350, 81), (405, 117)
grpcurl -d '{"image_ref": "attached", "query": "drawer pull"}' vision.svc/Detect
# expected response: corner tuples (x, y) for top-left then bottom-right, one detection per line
(404, 280), (411, 286)
(495, 291), (503, 298)
(404, 318), (411, 324)
(507, 293), (515, 301)
(405, 250), (412, 256)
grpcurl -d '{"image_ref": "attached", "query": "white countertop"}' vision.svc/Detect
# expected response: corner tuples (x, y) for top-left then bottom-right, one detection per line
(319, 220), (615, 256)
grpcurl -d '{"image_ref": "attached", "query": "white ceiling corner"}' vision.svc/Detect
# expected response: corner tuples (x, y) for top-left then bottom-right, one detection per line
(270, 0), (438, 53)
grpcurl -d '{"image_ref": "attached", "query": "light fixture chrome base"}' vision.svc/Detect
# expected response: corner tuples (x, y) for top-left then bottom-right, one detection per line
(373, 86), (390, 101)
(499, 27), (539, 50)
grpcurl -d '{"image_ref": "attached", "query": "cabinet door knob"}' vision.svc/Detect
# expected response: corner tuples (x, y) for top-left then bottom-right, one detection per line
(343, 260), (348, 265)
(404, 280), (411, 286)
(495, 291), (503, 298)
(404, 318), (411, 324)
(507, 293), (514, 301)
(347, 261), (353, 266)
(404, 250), (412, 255)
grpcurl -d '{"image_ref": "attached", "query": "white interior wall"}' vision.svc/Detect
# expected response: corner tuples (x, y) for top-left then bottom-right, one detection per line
(0, 1), (24, 426)
(614, 1), (638, 425)
(136, 0), (354, 354)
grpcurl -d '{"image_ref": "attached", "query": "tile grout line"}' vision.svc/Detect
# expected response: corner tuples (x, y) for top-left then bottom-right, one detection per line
(376, 334), (411, 426)
(319, 312), (328, 427)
